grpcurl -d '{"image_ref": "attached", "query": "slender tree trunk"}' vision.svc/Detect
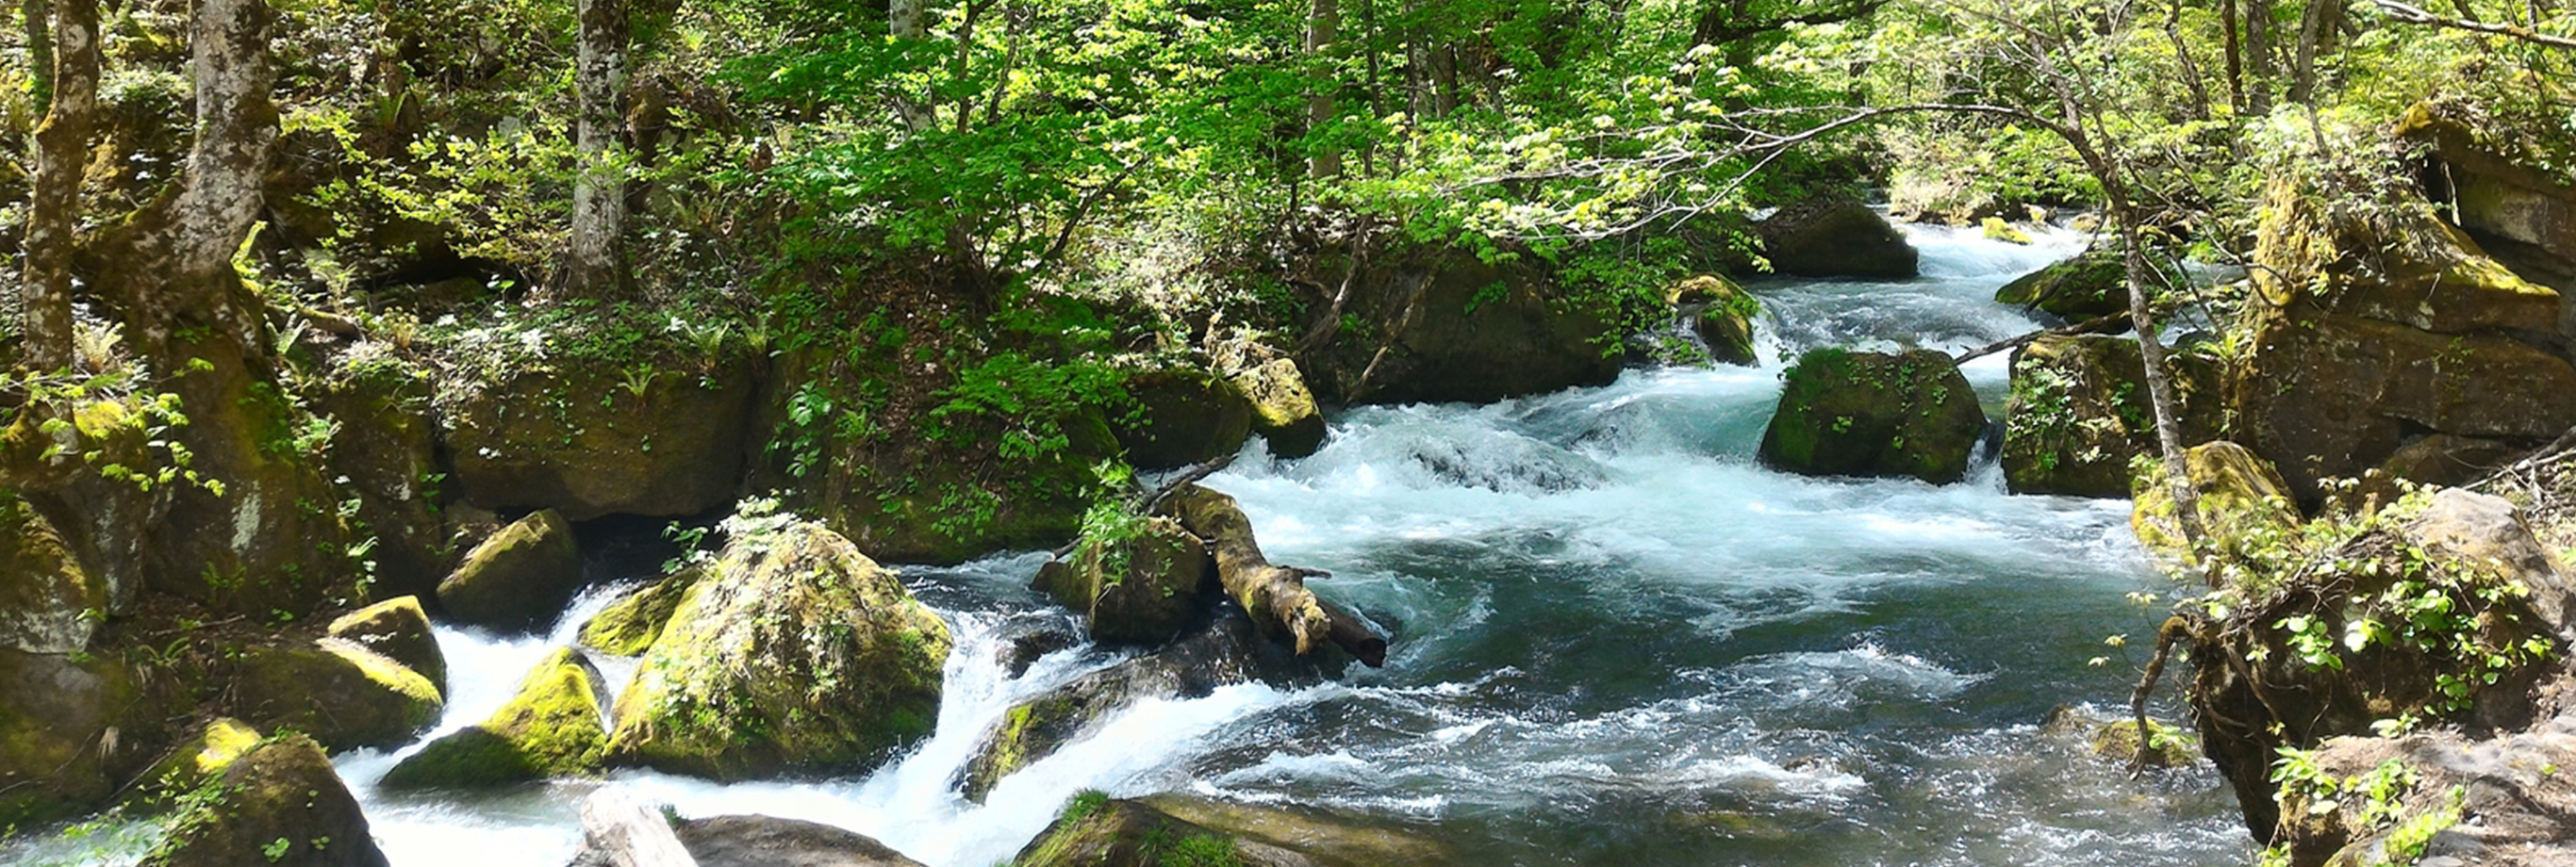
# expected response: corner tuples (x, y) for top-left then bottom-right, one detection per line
(2222, 0), (2243, 112)
(2167, 0), (2214, 121)
(1307, 0), (1343, 180)
(2244, 0), (2274, 116)
(889, 0), (932, 130)
(21, 0), (50, 115)
(2099, 178), (2209, 557)
(567, 0), (630, 298)
(2288, 0), (2326, 105)
(20, 0), (93, 372)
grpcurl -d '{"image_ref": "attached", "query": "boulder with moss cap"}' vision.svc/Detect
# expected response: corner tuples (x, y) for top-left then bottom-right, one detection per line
(609, 520), (951, 780)
(1669, 275), (1759, 366)
(139, 733), (390, 867)
(1032, 515), (1209, 645)
(1759, 348), (1988, 484)
(438, 508), (585, 632)
(381, 646), (609, 789)
(126, 717), (264, 810)
(1230, 359), (1329, 458)
(2127, 441), (2303, 564)
(327, 596), (445, 695)
(580, 567), (702, 656)
(233, 639), (443, 752)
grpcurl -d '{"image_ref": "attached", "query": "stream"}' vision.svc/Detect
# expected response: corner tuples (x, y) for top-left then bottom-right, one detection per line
(8, 223), (2256, 866)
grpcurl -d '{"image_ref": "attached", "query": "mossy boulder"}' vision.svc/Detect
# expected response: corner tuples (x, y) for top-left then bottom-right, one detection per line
(1993, 248), (2138, 323)
(1014, 793), (1317, 867)
(1755, 194), (1919, 279)
(676, 814), (931, 867)
(1981, 216), (2034, 245)
(0, 647), (146, 826)
(2127, 441), (2302, 564)
(1116, 368), (1255, 470)
(958, 613), (1320, 802)
(139, 733), (391, 867)
(380, 646), (608, 789)
(0, 495), (107, 654)
(327, 596), (446, 695)
(233, 639), (443, 753)
(1230, 359), (1329, 459)
(127, 718), (265, 810)
(2002, 335), (2221, 498)
(1139, 794), (1449, 867)
(1670, 275), (1759, 366)
(608, 522), (951, 780)
(310, 352), (453, 600)
(1300, 245), (1619, 406)
(437, 508), (585, 632)
(442, 348), (761, 520)
(580, 568), (702, 656)
(1032, 516), (1210, 645)
(1759, 349), (1989, 484)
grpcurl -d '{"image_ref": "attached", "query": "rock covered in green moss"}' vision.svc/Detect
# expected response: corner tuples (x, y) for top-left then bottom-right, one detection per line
(1014, 793), (1316, 867)
(2127, 441), (2302, 564)
(2002, 335), (2221, 498)
(128, 718), (265, 810)
(1230, 359), (1329, 459)
(234, 639), (443, 752)
(380, 646), (608, 789)
(328, 596), (446, 695)
(580, 568), (701, 656)
(1993, 248), (2136, 323)
(2040, 706), (2198, 769)
(1117, 367), (1256, 470)
(140, 733), (390, 867)
(0, 494), (107, 654)
(1033, 515), (1209, 645)
(1759, 349), (1989, 484)
(309, 352), (452, 600)
(1669, 275), (1759, 367)
(1139, 794), (1449, 867)
(442, 347), (762, 520)
(0, 647), (145, 826)
(1980, 216), (2034, 245)
(1755, 195), (1919, 279)
(1299, 245), (1619, 406)
(608, 521), (951, 780)
(438, 508), (584, 632)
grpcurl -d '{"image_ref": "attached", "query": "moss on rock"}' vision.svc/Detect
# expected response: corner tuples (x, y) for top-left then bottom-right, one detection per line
(608, 522), (951, 780)
(1759, 348), (1988, 484)
(1230, 359), (1328, 459)
(0, 495), (108, 654)
(2001, 335), (2221, 498)
(1993, 249), (2139, 323)
(327, 596), (446, 696)
(441, 346), (763, 521)
(1117, 368), (1255, 471)
(2128, 441), (2303, 564)
(580, 567), (702, 657)
(1034, 515), (1210, 645)
(380, 646), (607, 789)
(127, 718), (264, 810)
(0, 647), (145, 826)
(1670, 275), (1759, 367)
(233, 639), (443, 753)
(437, 508), (585, 632)
(1755, 195), (1919, 279)
(140, 733), (390, 867)
(1014, 793), (1304, 867)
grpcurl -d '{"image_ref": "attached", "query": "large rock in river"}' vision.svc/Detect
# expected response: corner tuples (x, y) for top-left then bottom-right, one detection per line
(1300, 245), (1619, 406)
(2127, 441), (2302, 564)
(442, 347), (760, 520)
(233, 638), (443, 753)
(1670, 274), (1759, 366)
(1230, 358), (1329, 459)
(609, 522), (951, 780)
(676, 814), (930, 867)
(1759, 349), (1988, 484)
(381, 646), (608, 789)
(580, 567), (701, 657)
(139, 733), (391, 867)
(1115, 367), (1254, 470)
(2002, 335), (2221, 498)
(438, 508), (585, 631)
(1993, 248), (2140, 324)
(1014, 793), (1319, 867)
(1032, 515), (1210, 645)
(1756, 195), (1919, 279)
(328, 596), (446, 695)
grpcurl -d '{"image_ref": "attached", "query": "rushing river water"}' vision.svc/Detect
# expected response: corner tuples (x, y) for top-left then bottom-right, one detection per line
(7, 222), (2257, 867)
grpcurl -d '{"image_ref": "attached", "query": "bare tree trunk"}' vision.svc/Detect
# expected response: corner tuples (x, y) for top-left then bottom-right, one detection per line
(21, 0), (50, 115)
(1307, 0), (1343, 180)
(2244, 0), (2274, 116)
(2105, 191), (2210, 558)
(2223, 0), (2244, 112)
(2288, 0), (2327, 105)
(20, 0), (93, 372)
(889, 0), (932, 130)
(567, 0), (630, 299)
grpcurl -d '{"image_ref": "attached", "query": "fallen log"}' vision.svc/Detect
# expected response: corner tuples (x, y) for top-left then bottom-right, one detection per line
(1165, 483), (1387, 667)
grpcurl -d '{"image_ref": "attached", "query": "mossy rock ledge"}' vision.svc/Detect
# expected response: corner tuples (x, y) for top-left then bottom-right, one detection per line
(1013, 793), (1318, 867)
(1032, 515), (1211, 646)
(437, 508), (585, 632)
(380, 646), (610, 789)
(580, 567), (702, 657)
(328, 596), (447, 695)
(233, 638), (443, 753)
(1759, 348), (1988, 484)
(608, 521), (951, 780)
(1116, 367), (1256, 470)
(441, 347), (762, 520)
(2002, 335), (2221, 498)
(1230, 358), (1329, 459)
(140, 733), (391, 867)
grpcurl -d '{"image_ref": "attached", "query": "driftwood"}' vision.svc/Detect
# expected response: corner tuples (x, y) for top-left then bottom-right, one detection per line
(1952, 312), (2128, 365)
(1166, 483), (1389, 667)
(577, 789), (699, 867)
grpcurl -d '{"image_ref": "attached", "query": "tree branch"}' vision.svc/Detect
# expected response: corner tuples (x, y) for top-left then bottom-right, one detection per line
(2372, 0), (2576, 49)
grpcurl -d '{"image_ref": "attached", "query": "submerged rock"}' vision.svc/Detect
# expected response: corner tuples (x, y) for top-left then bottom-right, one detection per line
(380, 646), (609, 789)
(580, 567), (702, 657)
(676, 814), (930, 867)
(609, 522), (950, 780)
(2039, 705), (2198, 769)
(1230, 358), (1329, 459)
(1992, 248), (2137, 324)
(139, 733), (391, 867)
(2127, 441), (2302, 564)
(234, 638), (443, 753)
(1670, 274), (1759, 366)
(438, 508), (585, 632)
(1116, 367), (1255, 471)
(1755, 195), (1919, 279)
(328, 596), (446, 696)
(1013, 793), (1317, 867)
(1033, 515), (1211, 645)
(1759, 349), (1988, 484)
(442, 347), (761, 520)
(2002, 335), (2221, 498)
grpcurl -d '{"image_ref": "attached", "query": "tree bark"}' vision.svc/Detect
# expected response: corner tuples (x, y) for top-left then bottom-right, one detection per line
(2244, 0), (2274, 116)
(1165, 483), (1387, 667)
(21, 0), (50, 115)
(888, 0), (932, 131)
(2223, 0), (2244, 112)
(2288, 0), (2328, 105)
(20, 0), (93, 372)
(567, 0), (631, 299)
(1307, 0), (1343, 180)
